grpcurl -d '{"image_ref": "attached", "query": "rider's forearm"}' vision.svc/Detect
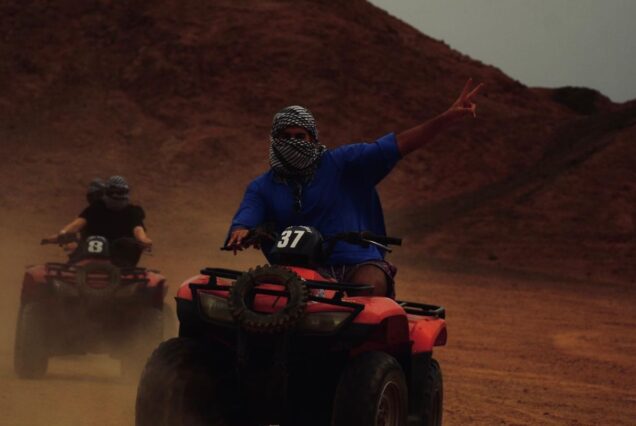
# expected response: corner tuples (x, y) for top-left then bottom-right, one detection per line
(60, 218), (87, 234)
(133, 226), (148, 241)
(395, 110), (456, 156)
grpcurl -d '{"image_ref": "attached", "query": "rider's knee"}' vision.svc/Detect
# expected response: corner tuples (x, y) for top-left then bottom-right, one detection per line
(349, 265), (389, 296)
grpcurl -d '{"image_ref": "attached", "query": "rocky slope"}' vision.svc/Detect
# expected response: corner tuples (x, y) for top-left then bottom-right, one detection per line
(1, 0), (633, 284)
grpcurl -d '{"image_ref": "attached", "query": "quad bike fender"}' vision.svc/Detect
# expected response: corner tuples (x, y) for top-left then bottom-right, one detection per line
(143, 273), (168, 308)
(347, 297), (406, 325)
(145, 271), (167, 289)
(177, 275), (211, 302)
(21, 265), (49, 304)
(25, 265), (48, 283)
(409, 317), (447, 353)
(289, 266), (333, 281)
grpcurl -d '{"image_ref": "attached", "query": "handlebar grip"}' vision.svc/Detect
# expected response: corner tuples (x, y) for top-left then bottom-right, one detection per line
(360, 232), (402, 246)
(41, 233), (79, 246)
(41, 237), (63, 245)
(383, 236), (402, 246)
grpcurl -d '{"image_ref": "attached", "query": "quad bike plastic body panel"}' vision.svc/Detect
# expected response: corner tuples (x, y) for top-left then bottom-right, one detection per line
(176, 265), (446, 355)
(408, 315), (447, 353)
(22, 259), (167, 307)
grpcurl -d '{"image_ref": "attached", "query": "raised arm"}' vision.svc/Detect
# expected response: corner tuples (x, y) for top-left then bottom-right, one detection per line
(396, 78), (483, 156)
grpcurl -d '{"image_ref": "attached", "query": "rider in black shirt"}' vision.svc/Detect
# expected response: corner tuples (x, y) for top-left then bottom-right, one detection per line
(79, 199), (146, 241)
(52, 176), (152, 266)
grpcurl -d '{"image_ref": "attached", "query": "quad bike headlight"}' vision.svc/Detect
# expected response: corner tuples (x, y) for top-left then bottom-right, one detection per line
(198, 292), (233, 323)
(297, 311), (351, 333)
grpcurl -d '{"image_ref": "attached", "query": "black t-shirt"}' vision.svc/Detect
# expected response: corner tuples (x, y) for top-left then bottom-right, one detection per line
(79, 200), (146, 241)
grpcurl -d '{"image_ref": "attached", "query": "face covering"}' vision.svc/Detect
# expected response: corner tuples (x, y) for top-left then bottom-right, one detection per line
(269, 105), (325, 179)
(104, 195), (129, 211)
(269, 137), (325, 177)
(86, 191), (104, 205)
(86, 178), (106, 205)
(103, 175), (130, 211)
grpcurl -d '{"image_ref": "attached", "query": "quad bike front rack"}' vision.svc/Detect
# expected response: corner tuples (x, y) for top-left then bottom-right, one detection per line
(199, 267), (369, 307)
(198, 268), (446, 315)
(45, 262), (149, 286)
(193, 267), (368, 330)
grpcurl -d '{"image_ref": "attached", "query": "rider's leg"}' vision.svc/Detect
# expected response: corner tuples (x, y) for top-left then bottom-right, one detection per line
(66, 244), (83, 264)
(348, 264), (389, 296)
(111, 238), (142, 267)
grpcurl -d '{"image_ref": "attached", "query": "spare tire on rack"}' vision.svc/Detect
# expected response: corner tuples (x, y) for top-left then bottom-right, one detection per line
(228, 265), (309, 334)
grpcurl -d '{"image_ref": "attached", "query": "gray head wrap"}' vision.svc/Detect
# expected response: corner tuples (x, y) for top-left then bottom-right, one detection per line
(104, 175), (130, 211)
(269, 106), (326, 179)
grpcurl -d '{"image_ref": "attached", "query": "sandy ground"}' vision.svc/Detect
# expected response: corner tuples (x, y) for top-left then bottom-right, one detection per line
(1, 226), (635, 426)
(1, 2), (634, 424)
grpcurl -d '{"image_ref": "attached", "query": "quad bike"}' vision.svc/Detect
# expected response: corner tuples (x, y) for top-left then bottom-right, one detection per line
(14, 233), (168, 379)
(136, 226), (446, 426)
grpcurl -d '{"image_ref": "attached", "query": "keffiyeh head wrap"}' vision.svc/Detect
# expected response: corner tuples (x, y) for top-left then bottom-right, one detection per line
(269, 105), (326, 179)
(104, 175), (130, 211)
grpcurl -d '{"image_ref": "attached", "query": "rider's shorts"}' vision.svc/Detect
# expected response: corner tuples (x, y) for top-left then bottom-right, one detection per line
(318, 260), (397, 298)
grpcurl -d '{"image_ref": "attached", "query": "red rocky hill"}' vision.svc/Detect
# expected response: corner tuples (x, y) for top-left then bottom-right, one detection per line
(0, 0), (633, 284)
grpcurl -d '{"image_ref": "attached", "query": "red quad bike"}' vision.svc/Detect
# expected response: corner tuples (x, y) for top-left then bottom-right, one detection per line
(136, 226), (446, 426)
(14, 234), (167, 379)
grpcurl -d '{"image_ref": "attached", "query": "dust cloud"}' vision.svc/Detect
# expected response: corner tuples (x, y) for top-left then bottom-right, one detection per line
(1, 211), (636, 425)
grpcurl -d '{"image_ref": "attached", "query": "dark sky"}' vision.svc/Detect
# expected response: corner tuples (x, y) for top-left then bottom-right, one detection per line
(369, 0), (636, 102)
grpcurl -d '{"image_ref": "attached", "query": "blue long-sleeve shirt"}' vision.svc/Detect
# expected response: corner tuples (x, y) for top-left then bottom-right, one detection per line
(230, 133), (401, 265)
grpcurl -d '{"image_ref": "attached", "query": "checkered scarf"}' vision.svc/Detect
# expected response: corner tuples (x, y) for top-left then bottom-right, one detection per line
(104, 175), (130, 211)
(269, 106), (325, 179)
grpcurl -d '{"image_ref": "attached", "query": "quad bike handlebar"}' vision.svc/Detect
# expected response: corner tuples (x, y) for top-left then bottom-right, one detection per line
(222, 227), (402, 252)
(41, 233), (80, 246)
(332, 231), (402, 248)
(41, 234), (152, 253)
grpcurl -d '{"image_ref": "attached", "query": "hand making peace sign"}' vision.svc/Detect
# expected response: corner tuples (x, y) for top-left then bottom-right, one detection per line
(447, 78), (484, 119)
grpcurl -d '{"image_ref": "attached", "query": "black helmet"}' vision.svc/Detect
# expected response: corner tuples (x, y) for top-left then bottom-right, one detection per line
(86, 178), (106, 205)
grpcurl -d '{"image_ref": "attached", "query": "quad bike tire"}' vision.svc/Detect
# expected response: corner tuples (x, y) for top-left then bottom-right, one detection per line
(14, 302), (49, 379)
(228, 265), (309, 334)
(332, 351), (408, 426)
(121, 307), (164, 380)
(414, 359), (443, 426)
(135, 337), (233, 426)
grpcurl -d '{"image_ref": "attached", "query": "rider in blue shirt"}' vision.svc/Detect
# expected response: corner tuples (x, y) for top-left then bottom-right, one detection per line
(227, 79), (483, 296)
